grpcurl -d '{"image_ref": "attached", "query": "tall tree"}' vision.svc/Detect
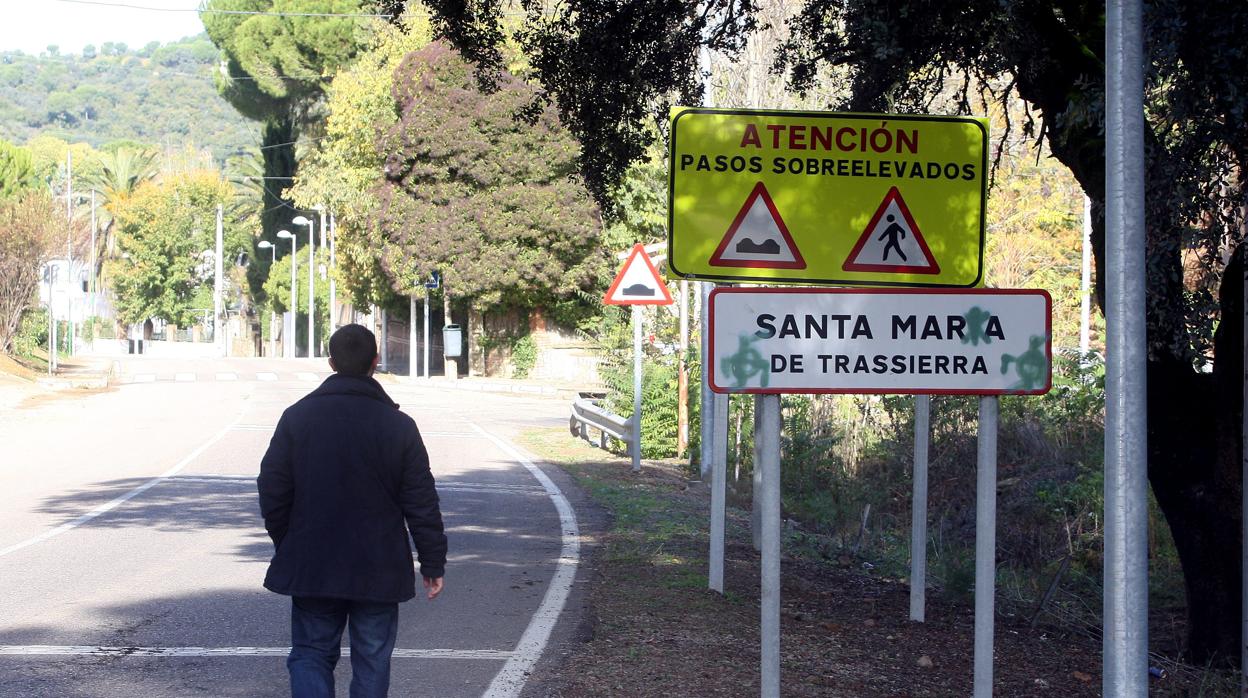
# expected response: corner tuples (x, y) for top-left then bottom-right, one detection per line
(106, 173), (245, 328)
(200, 0), (372, 247)
(371, 42), (605, 313)
(0, 140), (36, 199)
(421, 0), (1248, 663)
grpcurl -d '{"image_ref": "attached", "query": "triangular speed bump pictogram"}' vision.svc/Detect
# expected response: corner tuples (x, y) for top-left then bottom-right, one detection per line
(708, 182), (806, 269)
(842, 186), (940, 274)
(604, 243), (674, 306)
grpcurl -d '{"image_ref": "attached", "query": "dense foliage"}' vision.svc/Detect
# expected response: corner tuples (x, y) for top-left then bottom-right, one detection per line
(0, 189), (60, 353)
(0, 37), (256, 160)
(201, 0), (373, 244)
(371, 42), (606, 312)
(106, 173), (247, 327)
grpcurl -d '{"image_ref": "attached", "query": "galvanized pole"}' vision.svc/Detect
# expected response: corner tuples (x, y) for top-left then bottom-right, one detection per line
(632, 305), (643, 472)
(700, 282), (714, 478)
(909, 395), (931, 622)
(89, 190), (96, 324)
(214, 204), (223, 357)
(409, 295), (418, 378)
(758, 393), (782, 698)
(287, 236), (297, 359)
(709, 390), (728, 593)
(379, 307), (388, 372)
(329, 214), (337, 335)
(973, 396), (999, 698)
(65, 151), (73, 356)
(307, 219), (315, 358)
(678, 279), (690, 457)
(1104, 2), (1150, 695)
(423, 285), (431, 378)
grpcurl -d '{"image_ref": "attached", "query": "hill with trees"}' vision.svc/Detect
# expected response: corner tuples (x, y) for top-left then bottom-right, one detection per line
(0, 36), (257, 160)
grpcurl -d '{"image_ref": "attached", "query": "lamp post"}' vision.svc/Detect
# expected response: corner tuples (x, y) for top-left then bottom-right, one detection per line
(328, 213), (337, 335)
(277, 230), (296, 358)
(258, 240), (277, 358)
(292, 215), (316, 358)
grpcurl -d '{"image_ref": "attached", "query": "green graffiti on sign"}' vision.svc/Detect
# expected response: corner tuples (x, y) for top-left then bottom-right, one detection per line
(961, 306), (994, 346)
(721, 334), (769, 388)
(1000, 335), (1048, 391)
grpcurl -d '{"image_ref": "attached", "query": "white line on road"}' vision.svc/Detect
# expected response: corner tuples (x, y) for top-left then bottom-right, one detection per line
(175, 373), (195, 382)
(256, 372), (278, 381)
(215, 372), (238, 381)
(296, 372), (320, 382)
(0, 645), (512, 660)
(0, 413), (246, 559)
(471, 424), (580, 698)
(132, 374), (156, 383)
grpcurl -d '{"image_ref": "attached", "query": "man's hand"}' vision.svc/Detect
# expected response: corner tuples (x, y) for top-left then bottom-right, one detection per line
(423, 576), (444, 600)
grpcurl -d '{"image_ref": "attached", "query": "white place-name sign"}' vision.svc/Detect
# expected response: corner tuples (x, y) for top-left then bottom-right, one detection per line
(710, 288), (1051, 395)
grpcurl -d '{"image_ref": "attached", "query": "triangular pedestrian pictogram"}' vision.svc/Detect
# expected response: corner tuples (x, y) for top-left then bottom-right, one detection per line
(708, 182), (806, 269)
(843, 186), (940, 274)
(604, 243), (675, 306)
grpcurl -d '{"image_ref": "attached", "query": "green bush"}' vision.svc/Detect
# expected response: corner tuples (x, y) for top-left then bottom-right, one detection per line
(12, 306), (48, 356)
(511, 334), (537, 378)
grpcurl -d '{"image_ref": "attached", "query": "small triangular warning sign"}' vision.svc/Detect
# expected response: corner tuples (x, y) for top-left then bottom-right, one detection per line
(709, 182), (806, 269)
(604, 243), (674, 306)
(843, 187), (940, 274)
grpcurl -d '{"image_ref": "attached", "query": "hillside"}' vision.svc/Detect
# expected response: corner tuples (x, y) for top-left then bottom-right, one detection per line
(0, 36), (257, 159)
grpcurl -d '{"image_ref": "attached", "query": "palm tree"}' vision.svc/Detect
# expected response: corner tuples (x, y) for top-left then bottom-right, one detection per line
(82, 147), (158, 260)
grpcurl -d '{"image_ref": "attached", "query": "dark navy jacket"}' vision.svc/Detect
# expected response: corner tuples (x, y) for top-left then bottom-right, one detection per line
(257, 373), (447, 603)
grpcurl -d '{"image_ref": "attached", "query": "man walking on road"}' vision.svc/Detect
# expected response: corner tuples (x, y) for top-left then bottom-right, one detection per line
(259, 323), (447, 698)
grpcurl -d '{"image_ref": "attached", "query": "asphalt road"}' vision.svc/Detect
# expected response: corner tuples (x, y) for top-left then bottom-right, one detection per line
(0, 356), (584, 697)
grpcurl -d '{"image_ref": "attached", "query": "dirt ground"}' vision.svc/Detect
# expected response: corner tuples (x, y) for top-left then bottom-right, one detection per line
(518, 428), (1226, 697)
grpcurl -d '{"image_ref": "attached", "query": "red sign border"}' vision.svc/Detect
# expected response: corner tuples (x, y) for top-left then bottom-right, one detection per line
(707, 181), (808, 270)
(708, 287), (1052, 396)
(603, 243), (675, 306)
(841, 186), (940, 275)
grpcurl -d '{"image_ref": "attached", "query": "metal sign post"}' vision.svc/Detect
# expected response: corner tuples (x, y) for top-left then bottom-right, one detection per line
(1104, 2), (1149, 695)
(632, 305), (644, 472)
(709, 390), (729, 592)
(757, 392), (782, 698)
(973, 396), (998, 697)
(603, 244), (675, 473)
(910, 394), (931, 622)
(701, 281), (715, 479)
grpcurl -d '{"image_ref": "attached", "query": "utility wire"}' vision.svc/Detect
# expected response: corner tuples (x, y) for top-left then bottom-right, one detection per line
(51, 0), (392, 18)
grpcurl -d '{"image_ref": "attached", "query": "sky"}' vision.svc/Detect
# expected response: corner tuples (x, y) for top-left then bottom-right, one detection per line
(0, 0), (207, 55)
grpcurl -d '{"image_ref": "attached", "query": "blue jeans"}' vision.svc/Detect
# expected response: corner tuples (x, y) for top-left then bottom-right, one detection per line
(288, 596), (399, 698)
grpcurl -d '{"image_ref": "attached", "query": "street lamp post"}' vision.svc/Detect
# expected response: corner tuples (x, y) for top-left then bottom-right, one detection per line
(277, 230), (296, 358)
(292, 215), (316, 358)
(258, 240), (277, 358)
(328, 213), (337, 335)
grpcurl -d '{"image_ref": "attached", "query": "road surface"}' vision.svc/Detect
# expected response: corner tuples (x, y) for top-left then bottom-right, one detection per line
(0, 356), (584, 697)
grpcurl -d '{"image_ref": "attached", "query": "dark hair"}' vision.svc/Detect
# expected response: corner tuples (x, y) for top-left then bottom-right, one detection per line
(329, 324), (377, 376)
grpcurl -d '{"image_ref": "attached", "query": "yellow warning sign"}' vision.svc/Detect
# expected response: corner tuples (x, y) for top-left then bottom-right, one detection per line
(668, 108), (987, 287)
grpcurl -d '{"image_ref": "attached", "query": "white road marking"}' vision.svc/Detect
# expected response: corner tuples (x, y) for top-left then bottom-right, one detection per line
(0, 413), (246, 559)
(256, 372), (278, 381)
(296, 372), (320, 382)
(174, 373), (195, 382)
(472, 424), (580, 698)
(229, 424), (275, 432)
(0, 645), (512, 660)
(215, 372), (238, 381)
(132, 374), (156, 383)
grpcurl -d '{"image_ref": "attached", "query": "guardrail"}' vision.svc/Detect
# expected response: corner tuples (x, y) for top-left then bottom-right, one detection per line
(569, 395), (633, 450)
